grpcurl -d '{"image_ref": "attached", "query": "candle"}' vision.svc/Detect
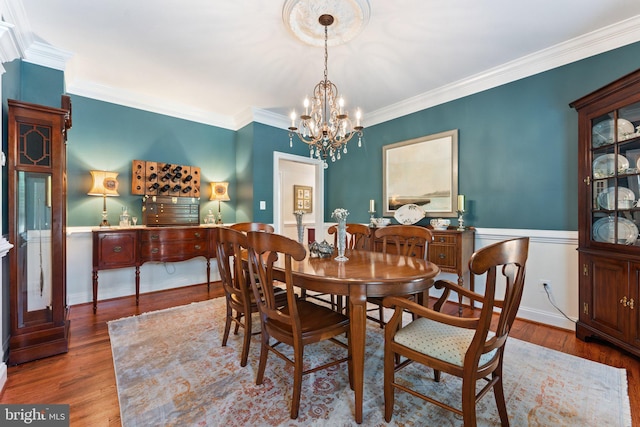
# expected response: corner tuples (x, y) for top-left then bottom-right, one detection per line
(356, 109), (361, 127)
(290, 111), (296, 128)
(369, 199), (375, 212)
(457, 194), (465, 212)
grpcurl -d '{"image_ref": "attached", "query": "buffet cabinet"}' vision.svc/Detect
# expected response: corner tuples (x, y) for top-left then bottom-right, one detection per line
(571, 68), (640, 357)
(92, 226), (217, 312)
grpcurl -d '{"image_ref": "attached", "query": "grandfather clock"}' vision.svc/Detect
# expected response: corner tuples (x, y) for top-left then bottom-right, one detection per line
(7, 98), (72, 365)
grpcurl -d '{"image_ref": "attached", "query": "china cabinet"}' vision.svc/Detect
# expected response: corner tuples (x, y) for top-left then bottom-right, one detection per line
(7, 98), (72, 364)
(571, 68), (640, 357)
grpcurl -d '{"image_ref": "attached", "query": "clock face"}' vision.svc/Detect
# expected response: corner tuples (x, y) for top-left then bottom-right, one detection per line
(104, 177), (118, 191)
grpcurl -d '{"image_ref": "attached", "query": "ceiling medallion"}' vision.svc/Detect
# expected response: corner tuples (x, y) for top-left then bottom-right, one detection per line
(282, 0), (371, 47)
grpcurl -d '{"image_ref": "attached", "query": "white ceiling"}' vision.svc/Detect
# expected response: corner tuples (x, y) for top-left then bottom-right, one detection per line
(7, 0), (640, 130)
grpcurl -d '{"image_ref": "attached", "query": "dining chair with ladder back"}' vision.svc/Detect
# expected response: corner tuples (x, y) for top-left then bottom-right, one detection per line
(215, 227), (286, 367)
(382, 237), (529, 426)
(302, 223), (373, 313)
(246, 231), (352, 419)
(368, 225), (433, 327)
(230, 222), (275, 233)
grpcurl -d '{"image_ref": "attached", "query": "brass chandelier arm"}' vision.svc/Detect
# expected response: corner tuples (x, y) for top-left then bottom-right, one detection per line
(287, 13), (364, 168)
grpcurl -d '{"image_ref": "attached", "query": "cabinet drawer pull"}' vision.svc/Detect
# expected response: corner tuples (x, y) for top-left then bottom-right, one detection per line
(151, 248), (159, 254)
(194, 232), (201, 238)
(194, 244), (201, 250)
(630, 299), (635, 310)
(438, 253), (446, 259)
(438, 237), (446, 242)
(113, 246), (122, 253)
(620, 296), (628, 307)
(150, 234), (159, 240)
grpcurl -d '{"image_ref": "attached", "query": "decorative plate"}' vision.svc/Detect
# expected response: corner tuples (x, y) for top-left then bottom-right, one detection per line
(597, 187), (635, 210)
(393, 203), (425, 225)
(592, 216), (638, 245)
(592, 119), (635, 147)
(592, 154), (629, 179)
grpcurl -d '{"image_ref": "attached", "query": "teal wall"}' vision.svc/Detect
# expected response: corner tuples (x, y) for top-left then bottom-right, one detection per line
(324, 41), (640, 230)
(66, 96), (236, 226)
(3, 42), (640, 231)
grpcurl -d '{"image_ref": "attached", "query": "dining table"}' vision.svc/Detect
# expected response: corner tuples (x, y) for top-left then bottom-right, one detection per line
(272, 248), (440, 424)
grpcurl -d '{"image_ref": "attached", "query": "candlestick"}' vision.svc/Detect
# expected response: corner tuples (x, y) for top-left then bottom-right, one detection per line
(457, 194), (465, 212)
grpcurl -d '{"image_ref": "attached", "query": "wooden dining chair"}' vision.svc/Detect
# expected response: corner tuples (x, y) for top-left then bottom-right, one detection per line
(328, 223), (372, 250)
(368, 225), (433, 326)
(303, 223), (373, 312)
(246, 231), (352, 419)
(382, 237), (529, 426)
(230, 222), (275, 233)
(215, 227), (286, 367)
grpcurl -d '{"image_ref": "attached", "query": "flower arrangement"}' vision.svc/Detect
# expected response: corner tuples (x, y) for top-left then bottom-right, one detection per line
(331, 208), (349, 221)
(293, 210), (305, 217)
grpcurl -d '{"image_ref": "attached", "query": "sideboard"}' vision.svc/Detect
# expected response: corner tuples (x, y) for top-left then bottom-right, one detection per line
(92, 226), (218, 312)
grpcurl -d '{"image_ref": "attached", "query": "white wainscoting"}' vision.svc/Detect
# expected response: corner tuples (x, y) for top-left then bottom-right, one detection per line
(67, 227), (218, 307)
(67, 226), (578, 330)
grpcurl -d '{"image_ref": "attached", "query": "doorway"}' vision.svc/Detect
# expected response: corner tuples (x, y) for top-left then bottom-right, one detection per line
(273, 152), (324, 241)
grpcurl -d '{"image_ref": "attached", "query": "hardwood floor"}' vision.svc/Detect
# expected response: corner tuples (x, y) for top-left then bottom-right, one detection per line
(1, 283), (638, 426)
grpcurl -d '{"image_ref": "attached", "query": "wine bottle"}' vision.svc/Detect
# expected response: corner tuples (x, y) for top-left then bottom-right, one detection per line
(171, 172), (183, 181)
(182, 185), (192, 193)
(161, 163), (172, 172)
(182, 174), (193, 183)
(148, 173), (158, 181)
(172, 184), (182, 192)
(161, 173), (172, 181)
(172, 166), (182, 173)
(148, 182), (160, 191)
(159, 184), (170, 192)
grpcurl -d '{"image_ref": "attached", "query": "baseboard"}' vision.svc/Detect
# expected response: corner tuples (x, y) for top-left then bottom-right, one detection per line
(517, 305), (577, 331)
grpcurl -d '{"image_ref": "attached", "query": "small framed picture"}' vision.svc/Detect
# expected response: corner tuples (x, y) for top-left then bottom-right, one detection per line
(293, 185), (313, 213)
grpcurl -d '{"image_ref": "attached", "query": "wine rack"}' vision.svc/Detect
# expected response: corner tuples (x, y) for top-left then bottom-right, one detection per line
(131, 160), (201, 198)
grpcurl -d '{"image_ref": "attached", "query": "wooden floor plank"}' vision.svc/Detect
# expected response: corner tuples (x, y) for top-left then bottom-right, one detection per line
(0, 283), (637, 426)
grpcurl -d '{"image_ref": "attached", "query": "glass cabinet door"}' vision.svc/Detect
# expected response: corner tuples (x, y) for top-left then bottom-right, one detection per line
(590, 102), (640, 245)
(16, 171), (53, 328)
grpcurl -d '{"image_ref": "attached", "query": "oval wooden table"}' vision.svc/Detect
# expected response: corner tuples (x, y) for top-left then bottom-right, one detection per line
(273, 248), (440, 424)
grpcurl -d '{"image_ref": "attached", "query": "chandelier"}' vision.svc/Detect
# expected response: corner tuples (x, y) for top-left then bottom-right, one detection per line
(288, 14), (364, 168)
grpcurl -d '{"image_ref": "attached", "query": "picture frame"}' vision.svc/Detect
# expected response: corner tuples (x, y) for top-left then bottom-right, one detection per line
(382, 129), (458, 217)
(293, 185), (313, 213)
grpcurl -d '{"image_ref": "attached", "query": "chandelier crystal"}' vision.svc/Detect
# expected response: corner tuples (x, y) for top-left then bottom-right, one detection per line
(288, 14), (363, 168)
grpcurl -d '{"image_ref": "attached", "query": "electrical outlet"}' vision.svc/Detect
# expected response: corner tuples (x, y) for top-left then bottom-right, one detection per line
(539, 280), (551, 293)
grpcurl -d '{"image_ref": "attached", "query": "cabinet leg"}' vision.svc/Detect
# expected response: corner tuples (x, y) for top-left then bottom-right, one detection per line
(457, 275), (464, 316)
(135, 266), (140, 305)
(206, 258), (211, 292)
(92, 270), (98, 313)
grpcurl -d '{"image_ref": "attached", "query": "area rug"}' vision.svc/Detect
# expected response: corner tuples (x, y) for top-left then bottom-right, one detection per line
(107, 297), (631, 426)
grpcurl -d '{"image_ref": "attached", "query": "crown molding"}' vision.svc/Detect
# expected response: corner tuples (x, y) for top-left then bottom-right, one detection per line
(66, 80), (237, 130)
(1, 0), (32, 54)
(23, 41), (72, 70)
(363, 14), (640, 127)
(0, 21), (20, 68)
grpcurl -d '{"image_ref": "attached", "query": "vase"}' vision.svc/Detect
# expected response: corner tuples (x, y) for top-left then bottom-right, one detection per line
(335, 219), (348, 261)
(295, 213), (304, 244)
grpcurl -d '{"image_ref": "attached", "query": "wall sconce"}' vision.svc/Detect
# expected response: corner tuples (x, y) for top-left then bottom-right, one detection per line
(88, 170), (119, 227)
(209, 181), (230, 224)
